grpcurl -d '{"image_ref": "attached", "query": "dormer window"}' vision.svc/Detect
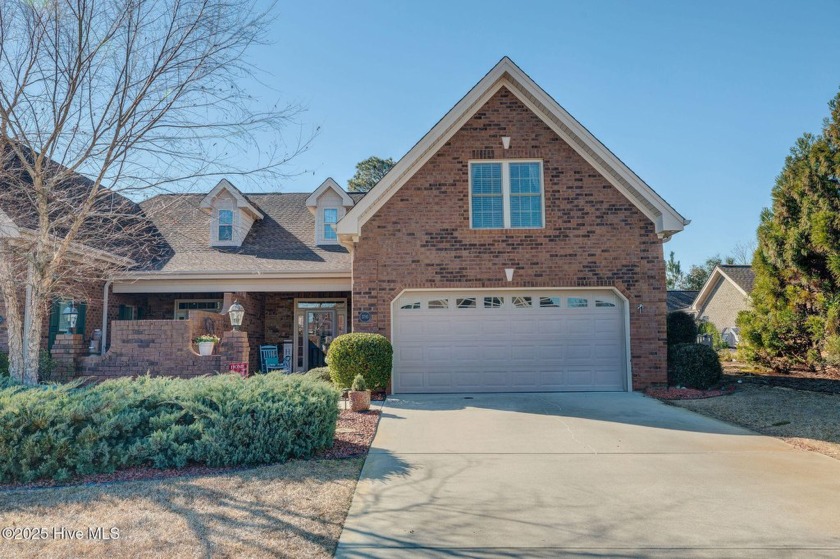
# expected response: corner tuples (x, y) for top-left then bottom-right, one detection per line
(323, 208), (338, 241)
(218, 209), (234, 241)
(306, 178), (355, 246)
(200, 179), (264, 248)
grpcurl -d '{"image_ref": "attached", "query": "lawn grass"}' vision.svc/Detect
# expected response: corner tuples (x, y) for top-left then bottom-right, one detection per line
(0, 458), (364, 559)
(671, 383), (840, 460)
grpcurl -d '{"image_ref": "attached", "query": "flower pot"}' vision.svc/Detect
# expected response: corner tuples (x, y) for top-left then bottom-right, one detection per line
(349, 390), (371, 412)
(197, 341), (215, 356)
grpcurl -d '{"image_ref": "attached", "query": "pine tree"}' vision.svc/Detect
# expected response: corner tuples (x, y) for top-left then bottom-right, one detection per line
(738, 90), (840, 371)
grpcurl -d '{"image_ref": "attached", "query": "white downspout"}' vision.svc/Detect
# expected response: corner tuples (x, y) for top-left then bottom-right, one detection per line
(101, 280), (112, 354)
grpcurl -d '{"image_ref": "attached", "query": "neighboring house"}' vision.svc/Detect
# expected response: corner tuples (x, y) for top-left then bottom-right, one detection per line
(0, 57), (688, 391)
(666, 291), (699, 314)
(691, 265), (754, 343)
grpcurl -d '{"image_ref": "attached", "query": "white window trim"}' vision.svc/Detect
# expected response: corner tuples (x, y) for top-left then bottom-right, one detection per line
(212, 206), (239, 247)
(323, 208), (338, 243)
(468, 159), (546, 230)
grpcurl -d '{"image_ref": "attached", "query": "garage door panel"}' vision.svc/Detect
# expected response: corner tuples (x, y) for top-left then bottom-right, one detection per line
(393, 289), (627, 393)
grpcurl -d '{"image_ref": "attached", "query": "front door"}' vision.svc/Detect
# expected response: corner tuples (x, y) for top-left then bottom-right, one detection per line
(294, 299), (348, 372)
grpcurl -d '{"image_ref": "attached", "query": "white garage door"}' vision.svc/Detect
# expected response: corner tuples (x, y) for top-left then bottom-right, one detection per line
(392, 290), (627, 393)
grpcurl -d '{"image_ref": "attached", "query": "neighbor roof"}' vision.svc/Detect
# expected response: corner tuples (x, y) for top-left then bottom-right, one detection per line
(136, 191), (364, 275)
(718, 265), (755, 294)
(338, 56), (689, 240)
(667, 290), (699, 313)
(692, 265), (755, 312)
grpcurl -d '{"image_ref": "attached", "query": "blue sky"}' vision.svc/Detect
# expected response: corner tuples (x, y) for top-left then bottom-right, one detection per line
(240, 0), (840, 268)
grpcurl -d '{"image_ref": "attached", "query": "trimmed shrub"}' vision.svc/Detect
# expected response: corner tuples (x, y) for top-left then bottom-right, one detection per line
(667, 312), (697, 346)
(0, 373), (339, 483)
(351, 374), (367, 392)
(304, 367), (332, 384)
(327, 333), (392, 391)
(668, 343), (723, 389)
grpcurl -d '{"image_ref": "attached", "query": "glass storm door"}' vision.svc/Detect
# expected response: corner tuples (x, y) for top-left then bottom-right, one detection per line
(294, 300), (347, 372)
(300, 310), (335, 370)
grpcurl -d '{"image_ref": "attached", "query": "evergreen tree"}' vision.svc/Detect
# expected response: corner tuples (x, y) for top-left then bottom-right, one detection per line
(738, 90), (840, 371)
(347, 156), (395, 192)
(666, 251), (684, 289)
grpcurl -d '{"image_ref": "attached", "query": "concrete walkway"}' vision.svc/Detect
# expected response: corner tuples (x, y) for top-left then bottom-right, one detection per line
(337, 392), (840, 558)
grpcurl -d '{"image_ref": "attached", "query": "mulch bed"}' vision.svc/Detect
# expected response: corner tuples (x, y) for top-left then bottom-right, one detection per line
(645, 385), (736, 400)
(316, 409), (381, 460)
(1, 407), (381, 491)
(723, 361), (840, 395)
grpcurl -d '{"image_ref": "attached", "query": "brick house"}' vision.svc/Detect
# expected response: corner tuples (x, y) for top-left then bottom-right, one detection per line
(0, 57), (688, 390)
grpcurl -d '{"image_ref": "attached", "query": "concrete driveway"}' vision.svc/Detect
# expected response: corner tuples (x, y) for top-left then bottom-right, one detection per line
(336, 392), (840, 558)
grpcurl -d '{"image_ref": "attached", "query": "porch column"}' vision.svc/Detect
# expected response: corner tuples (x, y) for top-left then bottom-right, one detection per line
(220, 330), (250, 375)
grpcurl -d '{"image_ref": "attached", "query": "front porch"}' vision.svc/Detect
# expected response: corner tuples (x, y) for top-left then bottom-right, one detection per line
(102, 289), (352, 376)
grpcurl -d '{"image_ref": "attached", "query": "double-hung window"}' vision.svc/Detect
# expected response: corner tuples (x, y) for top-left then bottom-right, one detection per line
(470, 161), (543, 229)
(323, 208), (338, 241)
(218, 209), (234, 241)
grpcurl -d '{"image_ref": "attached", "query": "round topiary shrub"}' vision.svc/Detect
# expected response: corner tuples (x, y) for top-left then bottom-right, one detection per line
(327, 333), (392, 391)
(667, 312), (698, 346)
(668, 343), (723, 389)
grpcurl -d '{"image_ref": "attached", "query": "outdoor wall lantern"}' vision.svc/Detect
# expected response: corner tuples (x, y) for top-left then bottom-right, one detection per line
(505, 268), (515, 282)
(228, 300), (245, 331)
(502, 136), (511, 150)
(63, 303), (79, 334)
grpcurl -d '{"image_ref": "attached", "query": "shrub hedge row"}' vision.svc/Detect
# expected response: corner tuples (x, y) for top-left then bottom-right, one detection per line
(0, 373), (339, 483)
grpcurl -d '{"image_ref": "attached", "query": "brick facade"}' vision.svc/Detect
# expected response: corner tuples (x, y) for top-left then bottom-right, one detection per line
(350, 87), (668, 389)
(79, 310), (233, 379)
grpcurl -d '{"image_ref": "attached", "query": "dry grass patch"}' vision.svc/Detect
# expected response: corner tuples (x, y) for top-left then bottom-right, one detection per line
(671, 383), (840, 460)
(0, 458), (363, 559)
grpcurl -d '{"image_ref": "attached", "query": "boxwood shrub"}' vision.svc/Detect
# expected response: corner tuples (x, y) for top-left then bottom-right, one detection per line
(668, 343), (723, 389)
(327, 333), (392, 391)
(667, 312), (697, 346)
(0, 373), (339, 483)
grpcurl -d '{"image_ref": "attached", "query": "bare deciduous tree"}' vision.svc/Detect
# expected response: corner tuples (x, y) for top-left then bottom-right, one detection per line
(732, 239), (757, 266)
(0, 0), (308, 384)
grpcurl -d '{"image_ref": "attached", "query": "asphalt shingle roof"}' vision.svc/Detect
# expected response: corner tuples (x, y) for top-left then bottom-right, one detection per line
(138, 192), (364, 274)
(666, 290), (699, 313)
(719, 265), (755, 293)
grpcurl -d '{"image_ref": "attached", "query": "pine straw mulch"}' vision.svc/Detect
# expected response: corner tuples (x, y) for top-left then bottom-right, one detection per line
(1, 408), (380, 491)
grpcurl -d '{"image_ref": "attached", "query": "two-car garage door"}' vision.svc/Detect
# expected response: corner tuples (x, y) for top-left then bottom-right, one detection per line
(392, 289), (628, 393)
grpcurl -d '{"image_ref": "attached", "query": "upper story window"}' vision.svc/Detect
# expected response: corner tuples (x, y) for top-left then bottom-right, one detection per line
(323, 208), (338, 241)
(218, 209), (234, 241)
(470, 161), (544, 229)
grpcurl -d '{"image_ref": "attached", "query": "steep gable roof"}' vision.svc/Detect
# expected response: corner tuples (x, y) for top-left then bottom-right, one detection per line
(719, 265), (755, 293)
(692, 265), (755, 311)
(200, 179), (264, 220)
(337, 57), (688, 240)
(305, 177), (354, 210)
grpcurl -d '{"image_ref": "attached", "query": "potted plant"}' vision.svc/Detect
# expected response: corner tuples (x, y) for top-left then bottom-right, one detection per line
(194, 334), (220, 356)
(349, 374), (371, 412)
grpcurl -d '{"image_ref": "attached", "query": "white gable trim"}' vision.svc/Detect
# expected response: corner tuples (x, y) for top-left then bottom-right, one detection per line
(306, 177), (354, 212)
(338, 57), (688, 240)
(0, 208), (20, 238)
(691, 266), (749, 313)
(200, 179), (263, 220)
